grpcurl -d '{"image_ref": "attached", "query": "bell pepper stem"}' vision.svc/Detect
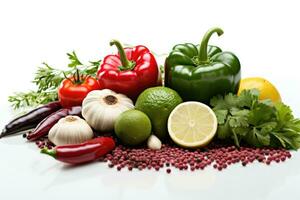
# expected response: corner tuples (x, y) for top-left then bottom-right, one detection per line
(110, 40), (135, 71)
(41, 147), (57, 159)
(198, 27), (224, 63)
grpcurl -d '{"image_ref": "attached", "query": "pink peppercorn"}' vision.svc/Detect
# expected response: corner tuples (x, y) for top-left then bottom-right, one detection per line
(35, 139), (292, 173)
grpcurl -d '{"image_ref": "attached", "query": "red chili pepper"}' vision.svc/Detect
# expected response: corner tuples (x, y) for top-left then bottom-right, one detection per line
(41, 137), (115, 164)
(26, 106), (82, 141)
(97, 40), (160, 100)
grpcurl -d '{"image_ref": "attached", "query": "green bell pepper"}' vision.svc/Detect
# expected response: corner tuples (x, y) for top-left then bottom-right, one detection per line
(164, 27), (241, 104)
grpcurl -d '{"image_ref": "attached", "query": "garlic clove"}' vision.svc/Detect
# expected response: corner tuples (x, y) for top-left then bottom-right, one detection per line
(147, 135), (162, 150)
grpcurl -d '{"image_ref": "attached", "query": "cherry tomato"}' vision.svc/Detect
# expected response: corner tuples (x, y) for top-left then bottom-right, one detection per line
(58, 76), (101, 108)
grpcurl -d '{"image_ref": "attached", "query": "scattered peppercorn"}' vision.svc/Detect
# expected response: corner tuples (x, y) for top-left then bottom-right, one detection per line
(34, 139), (292, 172)
(103, 143), (292, 172)
(34, 138), (55, 150)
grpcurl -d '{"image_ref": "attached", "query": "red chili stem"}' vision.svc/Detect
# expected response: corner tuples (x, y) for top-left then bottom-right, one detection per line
(41, 148), (56, 158)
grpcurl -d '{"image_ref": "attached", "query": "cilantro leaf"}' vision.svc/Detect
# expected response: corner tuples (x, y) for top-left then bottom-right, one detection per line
(214, 109), (228, 124)
(237, 89), (259, 108)
(67, 51), (83, 67)
(210, 95), (226, 108)
(275, 102), (294, 128)
(247, 100), (276, 126)
(210, 93), (239, 110)
(217, 120), (232, 139)
(89, 59), (101, 67)
(258, 122), (277, 134)
(271, 131), (300, 150)
(231, 128), (240, 147)
(210, 89), (300, 149)
(244, 128), (270, 147)
(228, 109), (249, 127)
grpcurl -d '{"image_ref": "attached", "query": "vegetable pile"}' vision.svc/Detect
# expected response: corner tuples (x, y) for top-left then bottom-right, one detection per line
(1, 27), (300, 172)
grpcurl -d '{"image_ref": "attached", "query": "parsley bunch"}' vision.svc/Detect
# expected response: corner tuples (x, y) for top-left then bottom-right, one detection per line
(8, 51), (100, 109)
(210, 89), (300, 149)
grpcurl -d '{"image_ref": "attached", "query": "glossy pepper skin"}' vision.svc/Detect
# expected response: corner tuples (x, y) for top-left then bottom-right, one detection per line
(97, 40), (159, 100)
(165, 27), (241, 104)
(26, 106), (82, 141)
(58, 71), (101, 108)
(0, 101), (61, 138)
(41, 137), (115, 164)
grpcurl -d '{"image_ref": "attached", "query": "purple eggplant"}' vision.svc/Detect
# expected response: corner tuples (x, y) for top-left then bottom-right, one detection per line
(26, 106), (82, 141)
(0, 101), (61, 138)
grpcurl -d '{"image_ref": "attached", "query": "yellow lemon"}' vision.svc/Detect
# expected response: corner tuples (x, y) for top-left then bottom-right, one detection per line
(238, 77), (281, 103)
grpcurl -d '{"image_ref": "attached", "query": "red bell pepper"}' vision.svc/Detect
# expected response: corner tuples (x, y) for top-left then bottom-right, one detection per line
(97, 40), (160, 100)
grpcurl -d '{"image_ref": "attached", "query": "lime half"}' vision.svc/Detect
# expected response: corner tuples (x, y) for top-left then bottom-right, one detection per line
(168, 102), (217, 148)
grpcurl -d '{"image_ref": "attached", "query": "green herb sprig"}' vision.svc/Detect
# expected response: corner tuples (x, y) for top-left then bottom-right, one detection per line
(8, 51), (100, 109)
(210, 89), (300, 149)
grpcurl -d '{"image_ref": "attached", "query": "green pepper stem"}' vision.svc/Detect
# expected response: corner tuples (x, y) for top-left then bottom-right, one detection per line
(198, 27), (224, 63)
(41, 148), (57, 158)
(110, 40), (135, 71)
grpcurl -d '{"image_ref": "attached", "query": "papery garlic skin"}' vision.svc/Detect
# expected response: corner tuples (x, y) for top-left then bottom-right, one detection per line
(147, 135), (162, 150)
(49, 116), (93, 146)
(82, 89), (134, 131)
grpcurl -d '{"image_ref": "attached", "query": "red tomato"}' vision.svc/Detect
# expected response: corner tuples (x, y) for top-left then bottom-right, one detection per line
(58, 76), (101, 108)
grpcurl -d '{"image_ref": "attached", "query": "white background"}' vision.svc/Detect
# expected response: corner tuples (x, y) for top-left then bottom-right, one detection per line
(0, 0), (300, 199)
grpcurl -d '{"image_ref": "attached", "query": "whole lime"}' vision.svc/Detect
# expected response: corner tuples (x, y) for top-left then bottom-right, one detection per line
(135, 86), (182, 140)
(114, 109), (151, 146)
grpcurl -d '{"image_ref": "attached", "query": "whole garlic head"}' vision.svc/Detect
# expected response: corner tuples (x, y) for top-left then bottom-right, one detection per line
(82, 89), (134, 131)
(49, 115), (93, 146)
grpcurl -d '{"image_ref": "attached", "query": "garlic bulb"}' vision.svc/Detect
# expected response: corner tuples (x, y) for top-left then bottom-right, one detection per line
(48, 115), (93, 146)
(82, 89), (134, 131)
(147, 135), (162, 150)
